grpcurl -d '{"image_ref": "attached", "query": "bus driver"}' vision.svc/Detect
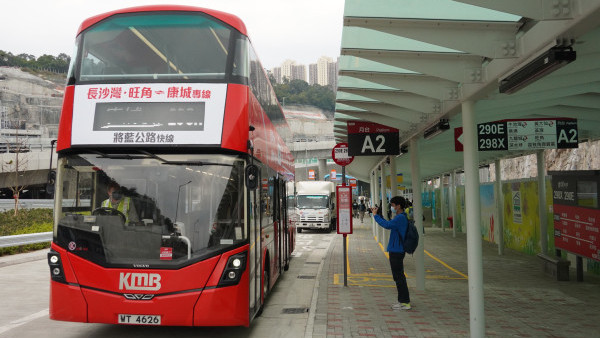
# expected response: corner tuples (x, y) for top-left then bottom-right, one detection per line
(102, 182), (139, 224)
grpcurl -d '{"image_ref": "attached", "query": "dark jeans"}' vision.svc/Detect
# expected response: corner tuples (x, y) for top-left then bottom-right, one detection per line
(389, 252), (410, 303)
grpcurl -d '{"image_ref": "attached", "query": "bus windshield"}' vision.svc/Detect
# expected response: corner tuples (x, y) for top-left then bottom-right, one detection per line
(54, 152), (246, 267)
(74, 12), (246, 82)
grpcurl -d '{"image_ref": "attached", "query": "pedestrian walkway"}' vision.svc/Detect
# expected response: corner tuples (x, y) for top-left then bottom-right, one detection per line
(311, 220), (600, 337)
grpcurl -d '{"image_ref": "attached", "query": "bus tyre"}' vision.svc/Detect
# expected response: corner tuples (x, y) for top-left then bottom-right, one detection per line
(284, 256), (290, 271)
(257, 264), (269, 317)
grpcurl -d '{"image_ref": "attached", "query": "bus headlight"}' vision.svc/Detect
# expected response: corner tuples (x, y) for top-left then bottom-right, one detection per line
(47, 250), (66, 283)
(218, 252), (247, 287)
(50, 255), (60, 264)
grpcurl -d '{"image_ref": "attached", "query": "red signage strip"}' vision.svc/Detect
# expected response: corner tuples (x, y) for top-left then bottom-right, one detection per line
(347, 121), (399, 134)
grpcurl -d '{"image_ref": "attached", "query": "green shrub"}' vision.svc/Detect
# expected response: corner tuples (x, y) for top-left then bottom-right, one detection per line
(0, 208), (53, 256)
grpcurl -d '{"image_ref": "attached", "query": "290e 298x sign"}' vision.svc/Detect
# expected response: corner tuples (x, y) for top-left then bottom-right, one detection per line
(477, 119), (578, 151)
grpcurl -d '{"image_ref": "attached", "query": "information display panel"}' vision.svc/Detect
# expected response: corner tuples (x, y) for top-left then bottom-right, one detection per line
(551, 171), (600, 261)
(336, 186), (353, 235)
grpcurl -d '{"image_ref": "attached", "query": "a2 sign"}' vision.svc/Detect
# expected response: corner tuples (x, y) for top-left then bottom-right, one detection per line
(346, 121), (400, 156)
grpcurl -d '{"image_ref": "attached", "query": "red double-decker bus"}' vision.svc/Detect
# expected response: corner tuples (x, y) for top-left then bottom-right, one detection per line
(47, 5), (295, 327)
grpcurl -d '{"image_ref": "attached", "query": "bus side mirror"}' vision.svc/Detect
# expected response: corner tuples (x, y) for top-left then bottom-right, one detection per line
(46, 170), (56, 196)
(245, 164), (259, 190)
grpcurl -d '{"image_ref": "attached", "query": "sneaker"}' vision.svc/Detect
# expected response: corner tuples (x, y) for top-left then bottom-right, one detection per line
(391, 302), (411, 310)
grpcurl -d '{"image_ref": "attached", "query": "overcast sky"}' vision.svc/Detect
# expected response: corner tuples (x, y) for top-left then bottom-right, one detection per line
(1, 0), (344, 70)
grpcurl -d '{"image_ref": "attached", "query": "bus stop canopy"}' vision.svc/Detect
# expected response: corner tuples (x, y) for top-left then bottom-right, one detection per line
(335, 0), (600, 185)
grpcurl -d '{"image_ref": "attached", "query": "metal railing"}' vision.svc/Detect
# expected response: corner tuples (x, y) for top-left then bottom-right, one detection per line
(0, 232), (52, 248)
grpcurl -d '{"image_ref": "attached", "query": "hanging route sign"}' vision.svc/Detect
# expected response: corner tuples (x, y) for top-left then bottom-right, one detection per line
(332, 143), (354, 166)
(478, 118), (578, 151)
(347, 121), (400, 156)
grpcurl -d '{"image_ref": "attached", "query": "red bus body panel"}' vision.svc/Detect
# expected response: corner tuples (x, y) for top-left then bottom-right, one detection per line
(50, 243), (251, 327)
(56, 86), (74, 152)
(221, 84), (249, 153)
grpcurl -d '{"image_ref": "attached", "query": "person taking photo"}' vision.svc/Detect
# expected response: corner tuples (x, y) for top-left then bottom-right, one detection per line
(371, 196), (411, 310)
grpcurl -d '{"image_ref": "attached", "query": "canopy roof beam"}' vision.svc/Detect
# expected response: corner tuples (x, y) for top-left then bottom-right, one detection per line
(342, 49), (485, 84)
(345, 17), (522, 59)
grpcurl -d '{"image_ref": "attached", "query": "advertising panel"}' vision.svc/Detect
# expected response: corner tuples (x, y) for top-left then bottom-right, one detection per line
(72, 83), (227, 146)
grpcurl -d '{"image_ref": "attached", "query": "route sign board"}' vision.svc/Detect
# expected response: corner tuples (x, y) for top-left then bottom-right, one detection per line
(332, 143), (354, 166)
(477, 118), (578, 151)
(551, 170), (600, 261)
(347, 121), (399, 156)
(336, 185), (353, 234)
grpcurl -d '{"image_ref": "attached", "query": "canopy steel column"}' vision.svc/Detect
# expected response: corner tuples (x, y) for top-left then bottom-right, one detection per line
(440, 176), (446, 231)
(462, 100), (485, 337)
(374, 166), (382, 244)
(382, 162), (390, 248)
(410, 138), (425, 291)
(371, 171), (377, 237)
(537, 150), (548, 254)
(451, 171), (457, 238)
(386, 156), (398, 250)
(381, 163), (389, 220)
(495, 160), (504, 255)
(390, 156), (398, 198)
(318, 159), (327, 181)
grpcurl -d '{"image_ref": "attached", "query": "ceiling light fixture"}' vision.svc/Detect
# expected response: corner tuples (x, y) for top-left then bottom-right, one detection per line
(423, 119), (450, 140)
(499, 46), (576, 94)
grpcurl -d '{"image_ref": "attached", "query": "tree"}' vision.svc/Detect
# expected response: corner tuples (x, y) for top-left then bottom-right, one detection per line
(272, 79), (335, 112)
(1, 131), (31, 216)
(0, 50), (70, 73)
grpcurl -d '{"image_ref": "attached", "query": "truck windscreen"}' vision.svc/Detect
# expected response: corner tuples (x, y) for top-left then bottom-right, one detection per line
(296, 195), (329, 209)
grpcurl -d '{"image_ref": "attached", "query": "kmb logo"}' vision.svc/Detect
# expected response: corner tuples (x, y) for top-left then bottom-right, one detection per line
(119, 272), (162, 291)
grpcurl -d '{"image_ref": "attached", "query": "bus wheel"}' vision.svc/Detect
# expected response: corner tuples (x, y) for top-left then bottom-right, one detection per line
(257, 263), (269, 317)
(284, 256), (290, 271)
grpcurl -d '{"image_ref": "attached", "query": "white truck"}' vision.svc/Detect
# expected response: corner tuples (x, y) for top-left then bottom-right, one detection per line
(295, 181), (336, 233)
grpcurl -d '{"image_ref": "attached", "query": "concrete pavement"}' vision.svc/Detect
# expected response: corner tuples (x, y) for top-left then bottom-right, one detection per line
(2, 221), (600, 337)
(309, 218), (600, 337)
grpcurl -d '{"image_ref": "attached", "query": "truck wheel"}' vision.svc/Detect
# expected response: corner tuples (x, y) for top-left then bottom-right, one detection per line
(297, 228), (302, 233)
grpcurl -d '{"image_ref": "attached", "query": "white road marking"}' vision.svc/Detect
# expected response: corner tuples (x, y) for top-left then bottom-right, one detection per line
(0, 309), (48, 335)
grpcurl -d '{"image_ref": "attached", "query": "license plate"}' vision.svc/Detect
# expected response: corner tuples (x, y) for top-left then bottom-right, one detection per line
(118, 314), (161, 325)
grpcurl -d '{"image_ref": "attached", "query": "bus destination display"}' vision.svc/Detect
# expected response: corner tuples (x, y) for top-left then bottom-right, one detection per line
(94, 102), (205, 131)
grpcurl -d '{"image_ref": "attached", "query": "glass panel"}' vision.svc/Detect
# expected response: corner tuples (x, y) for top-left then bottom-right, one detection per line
(78, 12), (233, 82)
(296, 195), (329, 209)
(55, 152), (245, 267)
(577, 180), (598, 208)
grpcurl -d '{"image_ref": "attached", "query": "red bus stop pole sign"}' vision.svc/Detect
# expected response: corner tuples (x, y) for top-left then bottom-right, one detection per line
(332, 143), (354, 167)
(332, 144), (353, 287)
(337, 185), (353, 287)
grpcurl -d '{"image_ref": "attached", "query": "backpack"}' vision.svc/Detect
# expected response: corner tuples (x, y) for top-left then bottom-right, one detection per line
(402, 217), (419, 254)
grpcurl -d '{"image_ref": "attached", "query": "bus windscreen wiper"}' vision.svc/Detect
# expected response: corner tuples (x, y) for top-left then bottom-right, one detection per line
(138, 151), (234, 167)
(159, 160), (234, 167)
(91, 150), (152, 160)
